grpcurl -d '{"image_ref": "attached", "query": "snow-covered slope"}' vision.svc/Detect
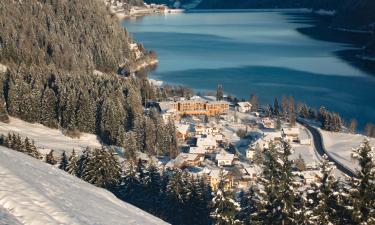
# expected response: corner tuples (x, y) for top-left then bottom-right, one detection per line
(320, 129), (375, 171)
(0, 117), (101, 154)
(0, 146), (169, 225)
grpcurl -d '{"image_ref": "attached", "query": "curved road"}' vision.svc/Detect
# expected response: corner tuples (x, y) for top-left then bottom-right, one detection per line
(297, 119), (356, 178)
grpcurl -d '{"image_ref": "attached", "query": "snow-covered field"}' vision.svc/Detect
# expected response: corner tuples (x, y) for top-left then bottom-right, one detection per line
(0, 117), (101, 154)
(0, 146), (169, 225)
(320, 129), (375, 171)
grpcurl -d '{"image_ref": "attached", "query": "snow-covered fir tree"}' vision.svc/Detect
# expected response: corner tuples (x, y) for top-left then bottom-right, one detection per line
(210, 178), (240, 225)
(67, 149), (78, 176)
(58, 151), (69, 171)
(255, 141), (297, 224)
(123, 131), (138, 162)
(237, 187), (258, 225)
(24, 137), (41, 159)
(306, 155), (342, 225)
(82, 147), (121, 188)
(46, 149), (57, 165)
(76, 147), (91, 178)
(348, 140), (375, 224)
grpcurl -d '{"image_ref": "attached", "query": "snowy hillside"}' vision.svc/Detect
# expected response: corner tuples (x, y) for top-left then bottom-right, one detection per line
(0, 146), (169, 225)
(0, 117), (101, 154)
(320, 129), (375, 171)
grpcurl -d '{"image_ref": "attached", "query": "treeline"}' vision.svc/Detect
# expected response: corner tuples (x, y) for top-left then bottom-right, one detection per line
(0, 133), (42, 159)
(0, 65), (178, 157)
(112, 162), (213, 225)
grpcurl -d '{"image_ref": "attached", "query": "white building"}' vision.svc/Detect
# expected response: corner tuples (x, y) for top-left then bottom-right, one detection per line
(216, 153), (235, 166)
(236, 102), (252, 113)
(196, 136), (217, 151)
(282, 127), (300, 142)
(299, 170), (322, 185)
(189, 146), (207, 155)
(176, 124), (190, 141)
(194, 125), (220, 135)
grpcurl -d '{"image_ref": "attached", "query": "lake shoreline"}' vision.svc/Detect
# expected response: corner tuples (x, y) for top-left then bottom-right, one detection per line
(124, 10), (375, 128)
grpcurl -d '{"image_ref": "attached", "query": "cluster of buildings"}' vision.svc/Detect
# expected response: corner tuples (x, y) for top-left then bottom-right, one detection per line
(157, 99), (230, 123)
(147, 96), (322, 191)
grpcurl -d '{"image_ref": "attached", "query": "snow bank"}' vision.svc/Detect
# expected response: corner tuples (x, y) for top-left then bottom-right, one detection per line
(320, 129), (375, 171)
(0, 146), (169, 225)
(0, 117), (101, 154)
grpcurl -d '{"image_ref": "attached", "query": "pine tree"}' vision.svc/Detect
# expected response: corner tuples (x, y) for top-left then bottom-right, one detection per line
(273, 98), (279, 116)
(276, 117), (281, 130)
(237, 187), (258, 225)
(120, 161), (141, 203)
(210, 179), (240, 225)
(281, 96), (288, 117)
(67, 149), (78, 176)
(76, 147), (90, 178)
(11, 134), (23, 152)
(144, 164), (162, 214)
(166, 120), (178, 158)
(348, 140), (375, 224)
(348, 119), (358, 134)
(24, 137), (41, 159)
(217, 84), (224, 101)
(39, 87), (58, 128)
(46, 149), (57, 165)
(307, 155), (341, 225)
(364, 123), (375, 137)
(58, 151), (69, 171)
(250, 93), (259, 112)
(76, 92), (96, 133)
(82, 147), (121, 188)
(256, 141), (297, 225)
(165, 169), (185, 223)
(123, 131), (138, 162)
(3, 133), (11, 148)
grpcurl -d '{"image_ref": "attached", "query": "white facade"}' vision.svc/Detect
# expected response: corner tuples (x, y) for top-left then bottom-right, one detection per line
(216, 153), (234, 166)
(282, 127), (300, 142)
(189, 146), (207, 155)
(237, 102), (252, 113)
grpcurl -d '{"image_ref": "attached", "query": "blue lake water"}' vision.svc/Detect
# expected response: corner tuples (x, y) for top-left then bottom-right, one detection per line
(123, 11), (375, 128)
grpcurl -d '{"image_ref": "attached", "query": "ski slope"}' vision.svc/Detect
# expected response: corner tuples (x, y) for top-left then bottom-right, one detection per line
(0, 117), (101, 154)
(0, 146), (169, 225)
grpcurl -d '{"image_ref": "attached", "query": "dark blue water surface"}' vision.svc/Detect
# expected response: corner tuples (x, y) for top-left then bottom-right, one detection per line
(123, 11), (375, 128)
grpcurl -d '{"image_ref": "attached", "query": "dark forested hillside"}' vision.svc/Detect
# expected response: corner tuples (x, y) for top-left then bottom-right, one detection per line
(197, 0), (375, 30)
(0, 0), (134, 73)
(0, 0), (178, 157)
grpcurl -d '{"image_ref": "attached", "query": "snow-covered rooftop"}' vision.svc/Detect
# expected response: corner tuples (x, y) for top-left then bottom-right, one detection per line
(189, 146), (206, 154)
(176, 124), (190, 134)
(282, 127), (300, 136)
(216, 153), (234, 161)
(196, 136), (217, 148)
(237, 102), (252, 108)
